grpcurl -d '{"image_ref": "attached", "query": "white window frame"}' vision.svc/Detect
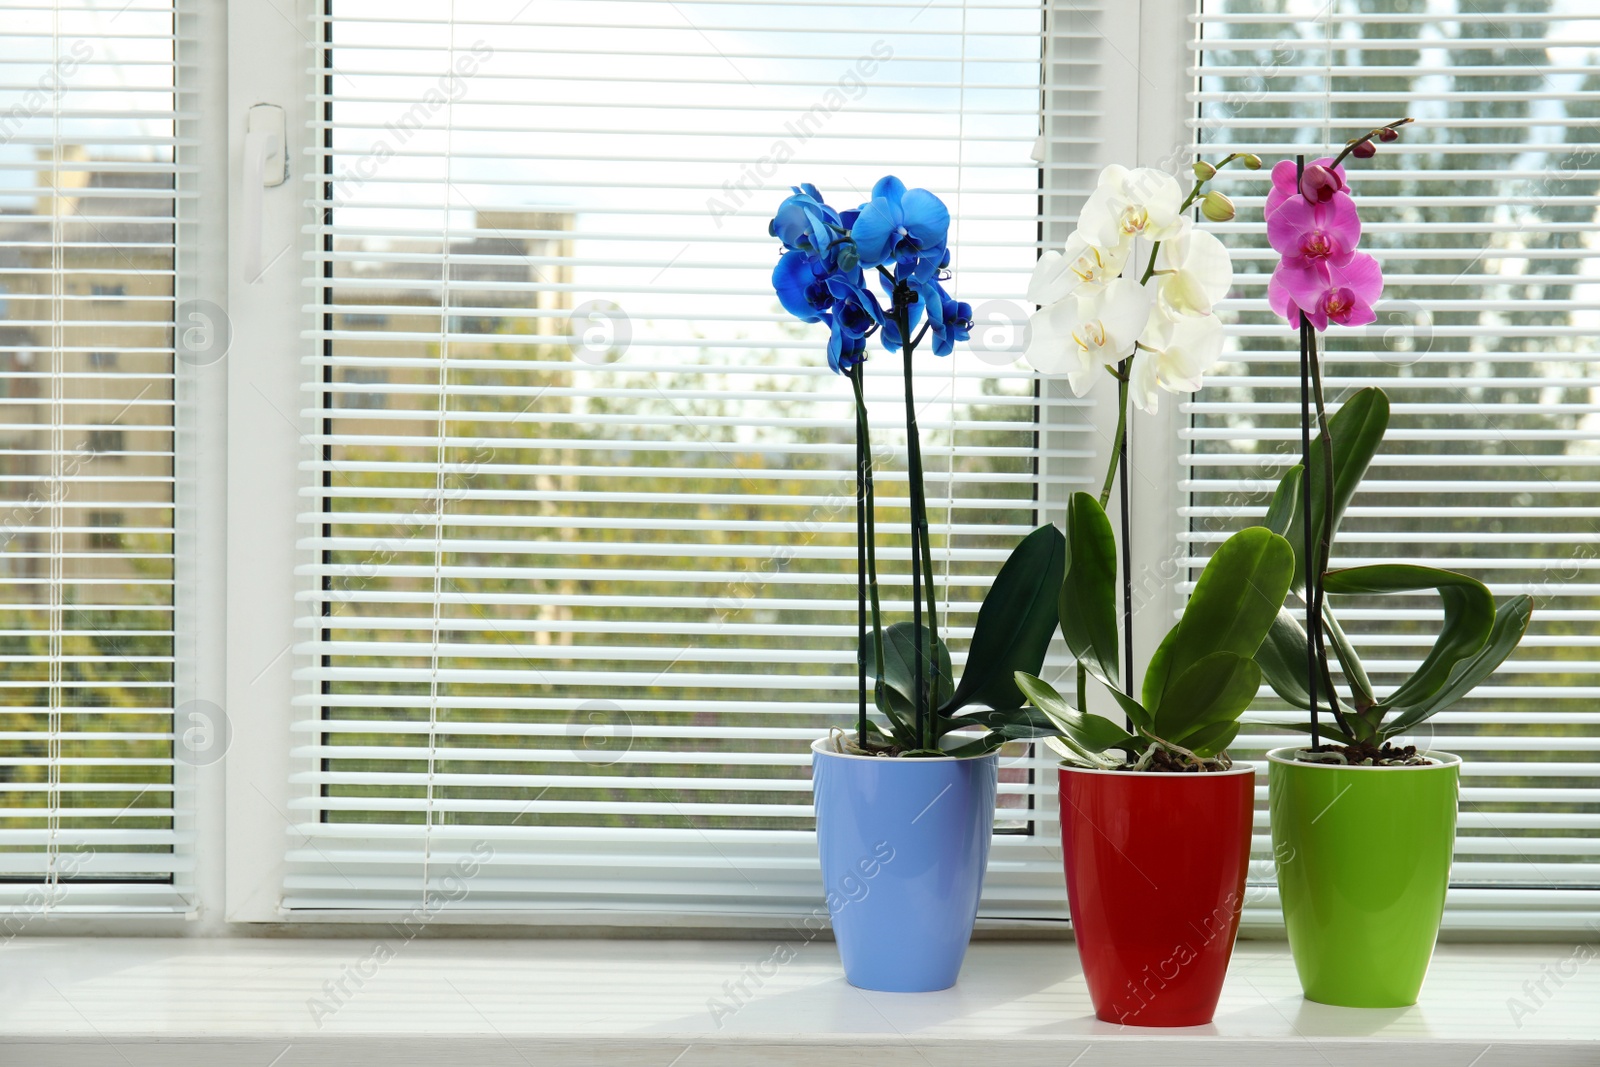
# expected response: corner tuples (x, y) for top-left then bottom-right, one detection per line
(220, 0), (307, 924)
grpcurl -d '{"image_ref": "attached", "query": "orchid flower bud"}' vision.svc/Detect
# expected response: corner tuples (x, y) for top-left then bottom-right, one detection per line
(1378, 127), (1400, 142)
(1300, 164), (1343, 204)
(1200, 190), (1235, 222)
(1240, 154), (1262, 170)
(1351, 139), (1377, 159)
(1193, 160), (1217, 181)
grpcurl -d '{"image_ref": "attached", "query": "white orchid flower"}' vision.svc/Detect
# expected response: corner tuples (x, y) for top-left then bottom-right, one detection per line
(1027, 229), (1131, 307)
(1079, 165), (1186, 248)
(1153, 220), (1235, 317)
(1131, 309), (1227, 414)
(1026, 277), (1153, 395)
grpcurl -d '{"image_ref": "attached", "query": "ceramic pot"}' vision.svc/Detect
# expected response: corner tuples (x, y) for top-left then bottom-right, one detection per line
(1268, 746), (1460, 1007)
(1058, 761), (1255, 1026)
(810, 736), (998, 992)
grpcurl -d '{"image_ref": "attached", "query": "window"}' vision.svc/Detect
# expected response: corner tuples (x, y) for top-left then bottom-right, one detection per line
(0, 0), (1581, 933)
(0, 0), (187, 911)
(244, 0), (1098, 917)
(1191, 0), (1600, 926)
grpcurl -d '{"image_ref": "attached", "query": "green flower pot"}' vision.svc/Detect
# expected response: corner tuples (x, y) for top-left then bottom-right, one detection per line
(1267, 746), (1459, 1008)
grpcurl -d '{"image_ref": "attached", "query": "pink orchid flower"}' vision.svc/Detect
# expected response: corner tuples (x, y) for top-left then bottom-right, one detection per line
(1266, 193), (1362, 272)
(1265, 157), (1348, 215)
(1269, 252), (1383, 332)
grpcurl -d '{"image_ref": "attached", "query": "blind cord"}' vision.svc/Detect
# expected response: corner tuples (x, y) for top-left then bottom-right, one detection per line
(942, 0), (969, 637)
(422, 0), (461, 907)
(47, 0), (64, 899)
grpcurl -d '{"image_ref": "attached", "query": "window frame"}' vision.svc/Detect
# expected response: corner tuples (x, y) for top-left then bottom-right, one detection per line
(220, 0), (307, 924)
(179, 0), (1597, 935)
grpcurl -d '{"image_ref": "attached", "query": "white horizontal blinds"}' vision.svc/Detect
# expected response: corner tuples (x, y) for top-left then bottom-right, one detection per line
(288, 0), (1078, 916)
(0, 0), (183, 910)
(1191, 1), (1600, 927)
(1035, 2), (1120, 523)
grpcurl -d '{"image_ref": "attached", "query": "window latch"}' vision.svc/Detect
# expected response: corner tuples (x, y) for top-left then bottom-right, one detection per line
(242, 103), (288, 283)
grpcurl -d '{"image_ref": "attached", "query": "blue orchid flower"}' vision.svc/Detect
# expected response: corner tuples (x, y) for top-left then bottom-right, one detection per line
(849, 175), (951, 282)
(824, 274), (880, 372)
(825, 272), (882, 321)
(772, 249), (833, 323)
(876, 296), (925, 352)
(770, 184), (849, 263)
(919, 280), (973, 357)
(827, 304), (872, 373)
(769, 178), (966, 370)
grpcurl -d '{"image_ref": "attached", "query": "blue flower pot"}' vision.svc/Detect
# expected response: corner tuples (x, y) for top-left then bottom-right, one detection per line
(810, 736), (999, 992)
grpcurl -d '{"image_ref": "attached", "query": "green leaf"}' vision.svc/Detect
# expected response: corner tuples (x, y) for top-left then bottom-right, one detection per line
(1320, 602), (1375, 709)
(1099, 678), (1155, 736)
(1179, 720), (1240, 759)
(1280, 386), (1390, 593)
(870, 688), (915, 743)
(1255, 608), (1314, 710)
(943, 734), (1009, 759)
(1142, 527), (1295, 714)
(1042, 734), (1107, 766)
(944, 705), (1090, 759)
(1241, 715), (1357, 748)
(946, 523), (1067, 713)
(1263, 465), (1303, 537)
(1142, 624), (1180, 714)
(1057, 494), (1119, 688)
(944, 705), (1059, 740)
(1381, 594), (1532, 737)
(1253, 607), (1356, 716)
(1154, 651), (1262, 744)
(1014, 672), (1138, 763)
(865, 621), (952, 723)
(1324, 564), (1495, 713)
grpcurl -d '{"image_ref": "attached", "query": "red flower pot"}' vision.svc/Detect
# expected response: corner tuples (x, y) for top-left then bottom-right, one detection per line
(1058, 763), (1255, 1026)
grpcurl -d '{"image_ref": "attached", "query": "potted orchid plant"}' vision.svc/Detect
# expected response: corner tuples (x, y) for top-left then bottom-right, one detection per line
(1255, 121), (1533, 1008)
(768, 178), (1064, 993)
(993, 156), (1293, 1027)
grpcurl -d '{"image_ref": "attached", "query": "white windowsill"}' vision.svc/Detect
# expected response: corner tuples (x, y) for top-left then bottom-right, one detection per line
(2, 937), (1595, 1066)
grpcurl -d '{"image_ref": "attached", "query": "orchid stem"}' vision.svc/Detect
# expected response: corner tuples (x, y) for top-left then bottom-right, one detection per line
(851, 365), (884, 745)
(1085, 357), (1136, 722)
(855, 374), (886, 722)
(1305, 327), (1356, 742)
(853, 366), (867, 743)
(895, 286), (939, 749)
(1117, 375), (1133, 700)
(1329, 117), (1414, 170)
(899, 312), (925, 747)
(1294, 153), (1323, 752)
(1098, 370), (1130, 510)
